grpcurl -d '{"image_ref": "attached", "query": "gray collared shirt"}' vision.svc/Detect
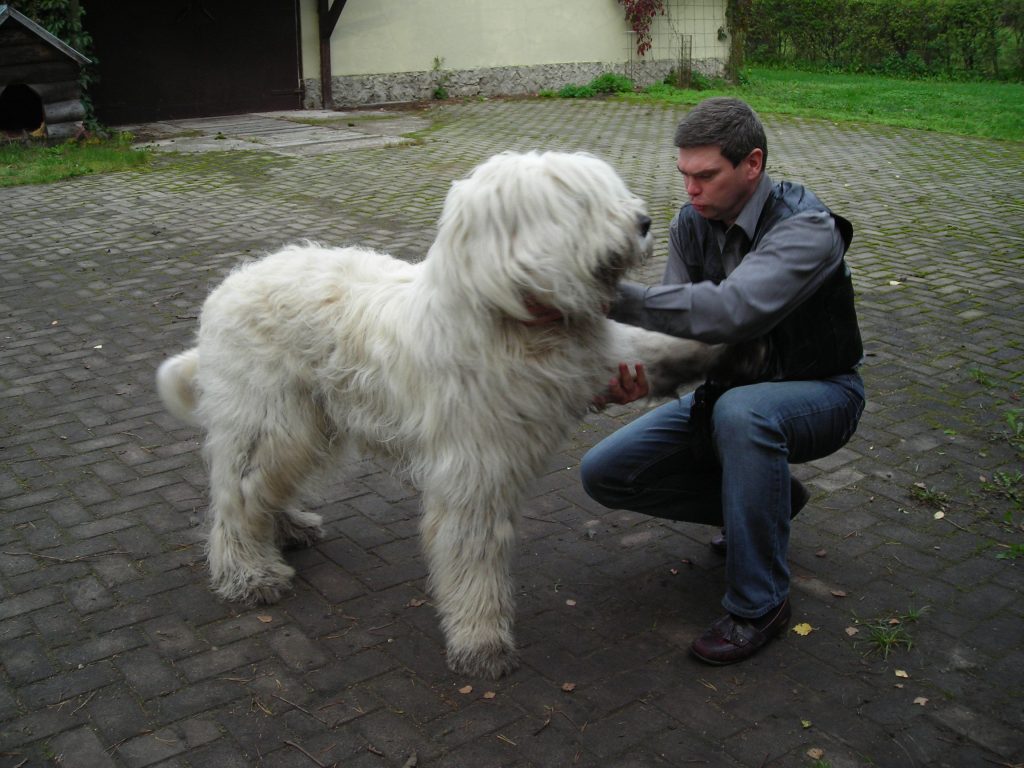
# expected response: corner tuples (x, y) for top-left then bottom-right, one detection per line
(612, 174), (846, 344)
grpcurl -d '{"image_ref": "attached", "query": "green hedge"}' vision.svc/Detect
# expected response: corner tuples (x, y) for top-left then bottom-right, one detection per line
(746, 0), (1023, 78)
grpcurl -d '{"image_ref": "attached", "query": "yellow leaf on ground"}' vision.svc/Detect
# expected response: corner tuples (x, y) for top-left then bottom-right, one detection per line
(256, 615), (273, 623)
(458, 685), (473, 694)
(801, 719), (813, 729)
(561, 682), (577, 692)
(483, 691), (497, 700)
(807, 747), (825, 760)
(895, 669), (909, 678)
(792, 622), (814, 636)
(913, 696), (929, 706)
(845, 626), (859, 637)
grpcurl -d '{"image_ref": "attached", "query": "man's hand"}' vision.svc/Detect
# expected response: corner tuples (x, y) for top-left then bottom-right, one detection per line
(593, 363), (649, 409)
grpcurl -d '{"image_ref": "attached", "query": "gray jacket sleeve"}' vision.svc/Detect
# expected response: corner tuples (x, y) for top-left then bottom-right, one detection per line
(609, 211), (845, 344)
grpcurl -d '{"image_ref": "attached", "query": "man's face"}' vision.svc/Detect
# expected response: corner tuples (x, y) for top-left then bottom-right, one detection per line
(676, 145), (763, 226)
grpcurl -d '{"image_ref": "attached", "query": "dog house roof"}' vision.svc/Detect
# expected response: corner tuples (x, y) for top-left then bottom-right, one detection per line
(0, 4), (90, 66)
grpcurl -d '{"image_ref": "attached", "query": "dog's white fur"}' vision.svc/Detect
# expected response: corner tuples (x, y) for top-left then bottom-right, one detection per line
(157, 151), (723, 678)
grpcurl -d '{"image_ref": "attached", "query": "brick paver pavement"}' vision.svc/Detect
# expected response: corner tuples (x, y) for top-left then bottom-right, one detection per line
(1, 100), (1022, 768)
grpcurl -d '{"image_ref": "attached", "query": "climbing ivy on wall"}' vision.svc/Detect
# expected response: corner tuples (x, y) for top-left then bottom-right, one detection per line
(618, 0), (666, 56)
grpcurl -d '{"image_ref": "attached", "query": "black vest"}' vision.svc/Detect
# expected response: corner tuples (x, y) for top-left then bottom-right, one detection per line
(679, 181), (864, 382)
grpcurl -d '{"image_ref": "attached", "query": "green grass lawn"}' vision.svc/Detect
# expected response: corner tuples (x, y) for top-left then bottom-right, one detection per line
(624, 67), (1024, 142)
(0, 133), (150, 188)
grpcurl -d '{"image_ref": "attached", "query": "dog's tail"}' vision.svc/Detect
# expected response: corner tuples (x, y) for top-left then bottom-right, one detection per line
(156, 348), (202, 426)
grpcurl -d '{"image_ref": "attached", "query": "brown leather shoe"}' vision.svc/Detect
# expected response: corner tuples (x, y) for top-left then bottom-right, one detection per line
(690, 599), (791, 665)
(709, 478), (810, 555)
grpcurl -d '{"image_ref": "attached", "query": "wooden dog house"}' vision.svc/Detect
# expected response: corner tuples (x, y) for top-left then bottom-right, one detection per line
(0, 4), (90, 139)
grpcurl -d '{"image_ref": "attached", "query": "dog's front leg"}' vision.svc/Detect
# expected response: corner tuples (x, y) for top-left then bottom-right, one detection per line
(604, 320), (723, 396)
(420, 491), (518, 679)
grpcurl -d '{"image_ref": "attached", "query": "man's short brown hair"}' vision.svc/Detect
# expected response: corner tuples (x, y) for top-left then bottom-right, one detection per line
(674, 97), (768, 169)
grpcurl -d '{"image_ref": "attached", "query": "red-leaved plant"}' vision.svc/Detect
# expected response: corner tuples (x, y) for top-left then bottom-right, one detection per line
(619, 0), (666, 56)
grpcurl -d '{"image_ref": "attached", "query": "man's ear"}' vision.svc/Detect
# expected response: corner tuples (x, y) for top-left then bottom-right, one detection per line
(745, 148), (764, 178)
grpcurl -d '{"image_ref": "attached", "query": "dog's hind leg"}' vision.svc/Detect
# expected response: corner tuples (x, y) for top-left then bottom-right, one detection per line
(421, 488), (519, 679)
(204, 398), (330, 604)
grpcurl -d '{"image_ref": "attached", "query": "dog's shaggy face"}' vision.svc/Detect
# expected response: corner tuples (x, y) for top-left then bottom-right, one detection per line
(427, 151), (654, 322)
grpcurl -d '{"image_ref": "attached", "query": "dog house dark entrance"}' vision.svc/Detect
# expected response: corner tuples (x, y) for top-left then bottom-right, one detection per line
(0, 4), (90, 139)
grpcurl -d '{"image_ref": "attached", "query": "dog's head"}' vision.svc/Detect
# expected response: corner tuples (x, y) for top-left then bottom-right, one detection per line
(427, 151), (653, 322)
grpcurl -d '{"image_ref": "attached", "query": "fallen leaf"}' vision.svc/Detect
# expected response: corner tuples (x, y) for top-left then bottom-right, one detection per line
(933, 510), (945, 519)
(483, 691), (497, 700)
(792, 622), (813, 636)
(845, 626), (859, 637)
(888, 280), (902, 286)
(830, 589), (847, 598)
(561, 682), (577, 693)
(914, 481), (927, 488)
(913, 696), (929, 707)
(807, 747), (825, 760)
(93, 344), (103, 349)
(815, 548), (827, 558)
(256, 615), (273, 623)
(888, 618), (902, 625)
(895, 669), (909, 679)
(407, 598), (427, 608)
(458, 685), (473, 695)
(669, 568), (679, 575)
(801, 719), (813, 729)
(565, 599), (577, 607)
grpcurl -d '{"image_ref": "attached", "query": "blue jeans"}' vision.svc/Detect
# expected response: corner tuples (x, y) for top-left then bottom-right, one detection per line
(580, 373), (865, 619)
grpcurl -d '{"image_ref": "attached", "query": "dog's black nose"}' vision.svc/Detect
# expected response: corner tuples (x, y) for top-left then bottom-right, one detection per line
(638, 215), (652, 237)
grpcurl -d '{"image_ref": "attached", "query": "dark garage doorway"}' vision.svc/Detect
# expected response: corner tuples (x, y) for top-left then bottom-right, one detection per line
(86, 1), (302, 125)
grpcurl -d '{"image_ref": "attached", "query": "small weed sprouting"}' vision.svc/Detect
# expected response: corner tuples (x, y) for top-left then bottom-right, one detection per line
(982, 470), (1023, 508)
(853, 607), (928, 659)
(910, 483), (949, 510)
(1005, 409), (1024, 455)
(995, 543), (1024, 560)
(968, 367), (997, 388)
(431, 56), (451, 100)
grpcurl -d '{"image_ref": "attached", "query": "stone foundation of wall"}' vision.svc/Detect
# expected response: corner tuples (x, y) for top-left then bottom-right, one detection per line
(302, 59), (725, 108)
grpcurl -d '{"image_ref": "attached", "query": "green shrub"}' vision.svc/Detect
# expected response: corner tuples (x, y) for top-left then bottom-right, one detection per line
(558, 84), (597, 98)
(746, 0), (1022, 79)
(588, 72), (636, 93)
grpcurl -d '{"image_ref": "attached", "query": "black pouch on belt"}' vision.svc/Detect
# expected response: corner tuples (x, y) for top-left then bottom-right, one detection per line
(689, 380), (729, 459)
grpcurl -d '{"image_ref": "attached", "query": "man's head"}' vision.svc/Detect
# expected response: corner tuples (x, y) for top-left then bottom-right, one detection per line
(673, 98), (767, 225)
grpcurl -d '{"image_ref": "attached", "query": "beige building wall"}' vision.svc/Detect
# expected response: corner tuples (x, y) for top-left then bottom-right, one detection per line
(298, 0), (729, 106)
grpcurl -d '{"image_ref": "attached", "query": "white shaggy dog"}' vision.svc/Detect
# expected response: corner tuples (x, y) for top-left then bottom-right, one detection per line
(157, 151), (724, 678)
